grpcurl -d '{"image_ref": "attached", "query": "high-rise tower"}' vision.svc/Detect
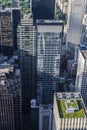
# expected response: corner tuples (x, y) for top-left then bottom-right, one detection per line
(12, 8), (21, 50)
(0, 9), (13, 55)
(37, 20), (63, 104)
(0, 8), (21, 55)
(75, 49), (87, 108)
(66, 0), (85, 49)
(17, 14), (37, 130)
(0, 59), (22, 130)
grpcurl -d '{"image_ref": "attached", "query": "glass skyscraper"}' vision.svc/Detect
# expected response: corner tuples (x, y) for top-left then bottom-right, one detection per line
(17, 14), (37, 130)
(37, 20), (63, 104)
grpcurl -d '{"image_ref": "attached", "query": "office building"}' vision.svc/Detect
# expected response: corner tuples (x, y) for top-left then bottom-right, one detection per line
(17, 14), (37, 130)
(37, 20), (63, 104)
(66, 0), (85, 49)
(39, 104), (52, 130)
(32, 0), (55, 19)
(0, 9), (13, 55)
(0, 73), (14, 130)
(75, 50), (87, 107)
(0, 58), (22, 130)
(52, 92), (87, 130)
(12, 8), (21, 50)
(0, 8), (21, 55)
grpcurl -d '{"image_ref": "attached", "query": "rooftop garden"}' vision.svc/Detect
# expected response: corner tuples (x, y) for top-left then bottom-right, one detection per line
(0, 0), (30, 14)
(57, 99), (85, 118)
(67, 100), (77, 108)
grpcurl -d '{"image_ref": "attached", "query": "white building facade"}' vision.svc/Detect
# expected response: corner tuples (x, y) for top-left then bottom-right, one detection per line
(66, 0), (85, 49)
(75, 50), (87, 107)
(52, 92), (87, 130)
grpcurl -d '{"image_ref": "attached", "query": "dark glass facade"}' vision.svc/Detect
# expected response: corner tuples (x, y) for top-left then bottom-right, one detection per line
(37, 20), (63, 104)
(32, 0), (55, 20)
(17, 14), (37, 130)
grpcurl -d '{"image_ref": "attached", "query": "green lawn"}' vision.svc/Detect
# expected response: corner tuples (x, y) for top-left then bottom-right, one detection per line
(67, 100), (77, 108)
(57, 99), (85, 118)
(0, 0), (30, 14)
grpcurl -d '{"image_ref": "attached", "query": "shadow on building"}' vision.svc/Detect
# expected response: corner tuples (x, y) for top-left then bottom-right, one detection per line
(18, 48), (62, 130)
(0, 45), (13, 56)
(32, 5), (54, 20)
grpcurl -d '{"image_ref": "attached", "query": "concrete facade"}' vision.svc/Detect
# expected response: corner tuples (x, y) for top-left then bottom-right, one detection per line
(0, 58), (22, 130)
(66, 0), (85, 49)
(53, 92), (87, 130)
(75, 50), (87, 107)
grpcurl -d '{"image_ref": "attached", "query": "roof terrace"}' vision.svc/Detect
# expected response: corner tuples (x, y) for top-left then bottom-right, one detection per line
(56, 93), (86, 118)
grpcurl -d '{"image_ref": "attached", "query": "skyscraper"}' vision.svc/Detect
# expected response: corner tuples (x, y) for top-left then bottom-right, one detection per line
(32, 0), (55, 19)
(0, 74), (14, 130)
(12, 8), (21, 50)
(66, 0), (85, 49)
(17, 14), (37, 130)
(0, 8), (21, 55)
(53, 92), (87, 130)
(0, 9), (13, 55)
(37, 20), (63, 104)
(0, 59), (22, 130)
(75, 49), (87, 107)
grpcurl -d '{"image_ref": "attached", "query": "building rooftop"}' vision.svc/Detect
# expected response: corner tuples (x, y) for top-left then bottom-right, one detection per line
(56, 93), (86, 118)
(36, 19), (63, 25)
(0, 55), (21, 94)
(0, 7), (21, 12)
